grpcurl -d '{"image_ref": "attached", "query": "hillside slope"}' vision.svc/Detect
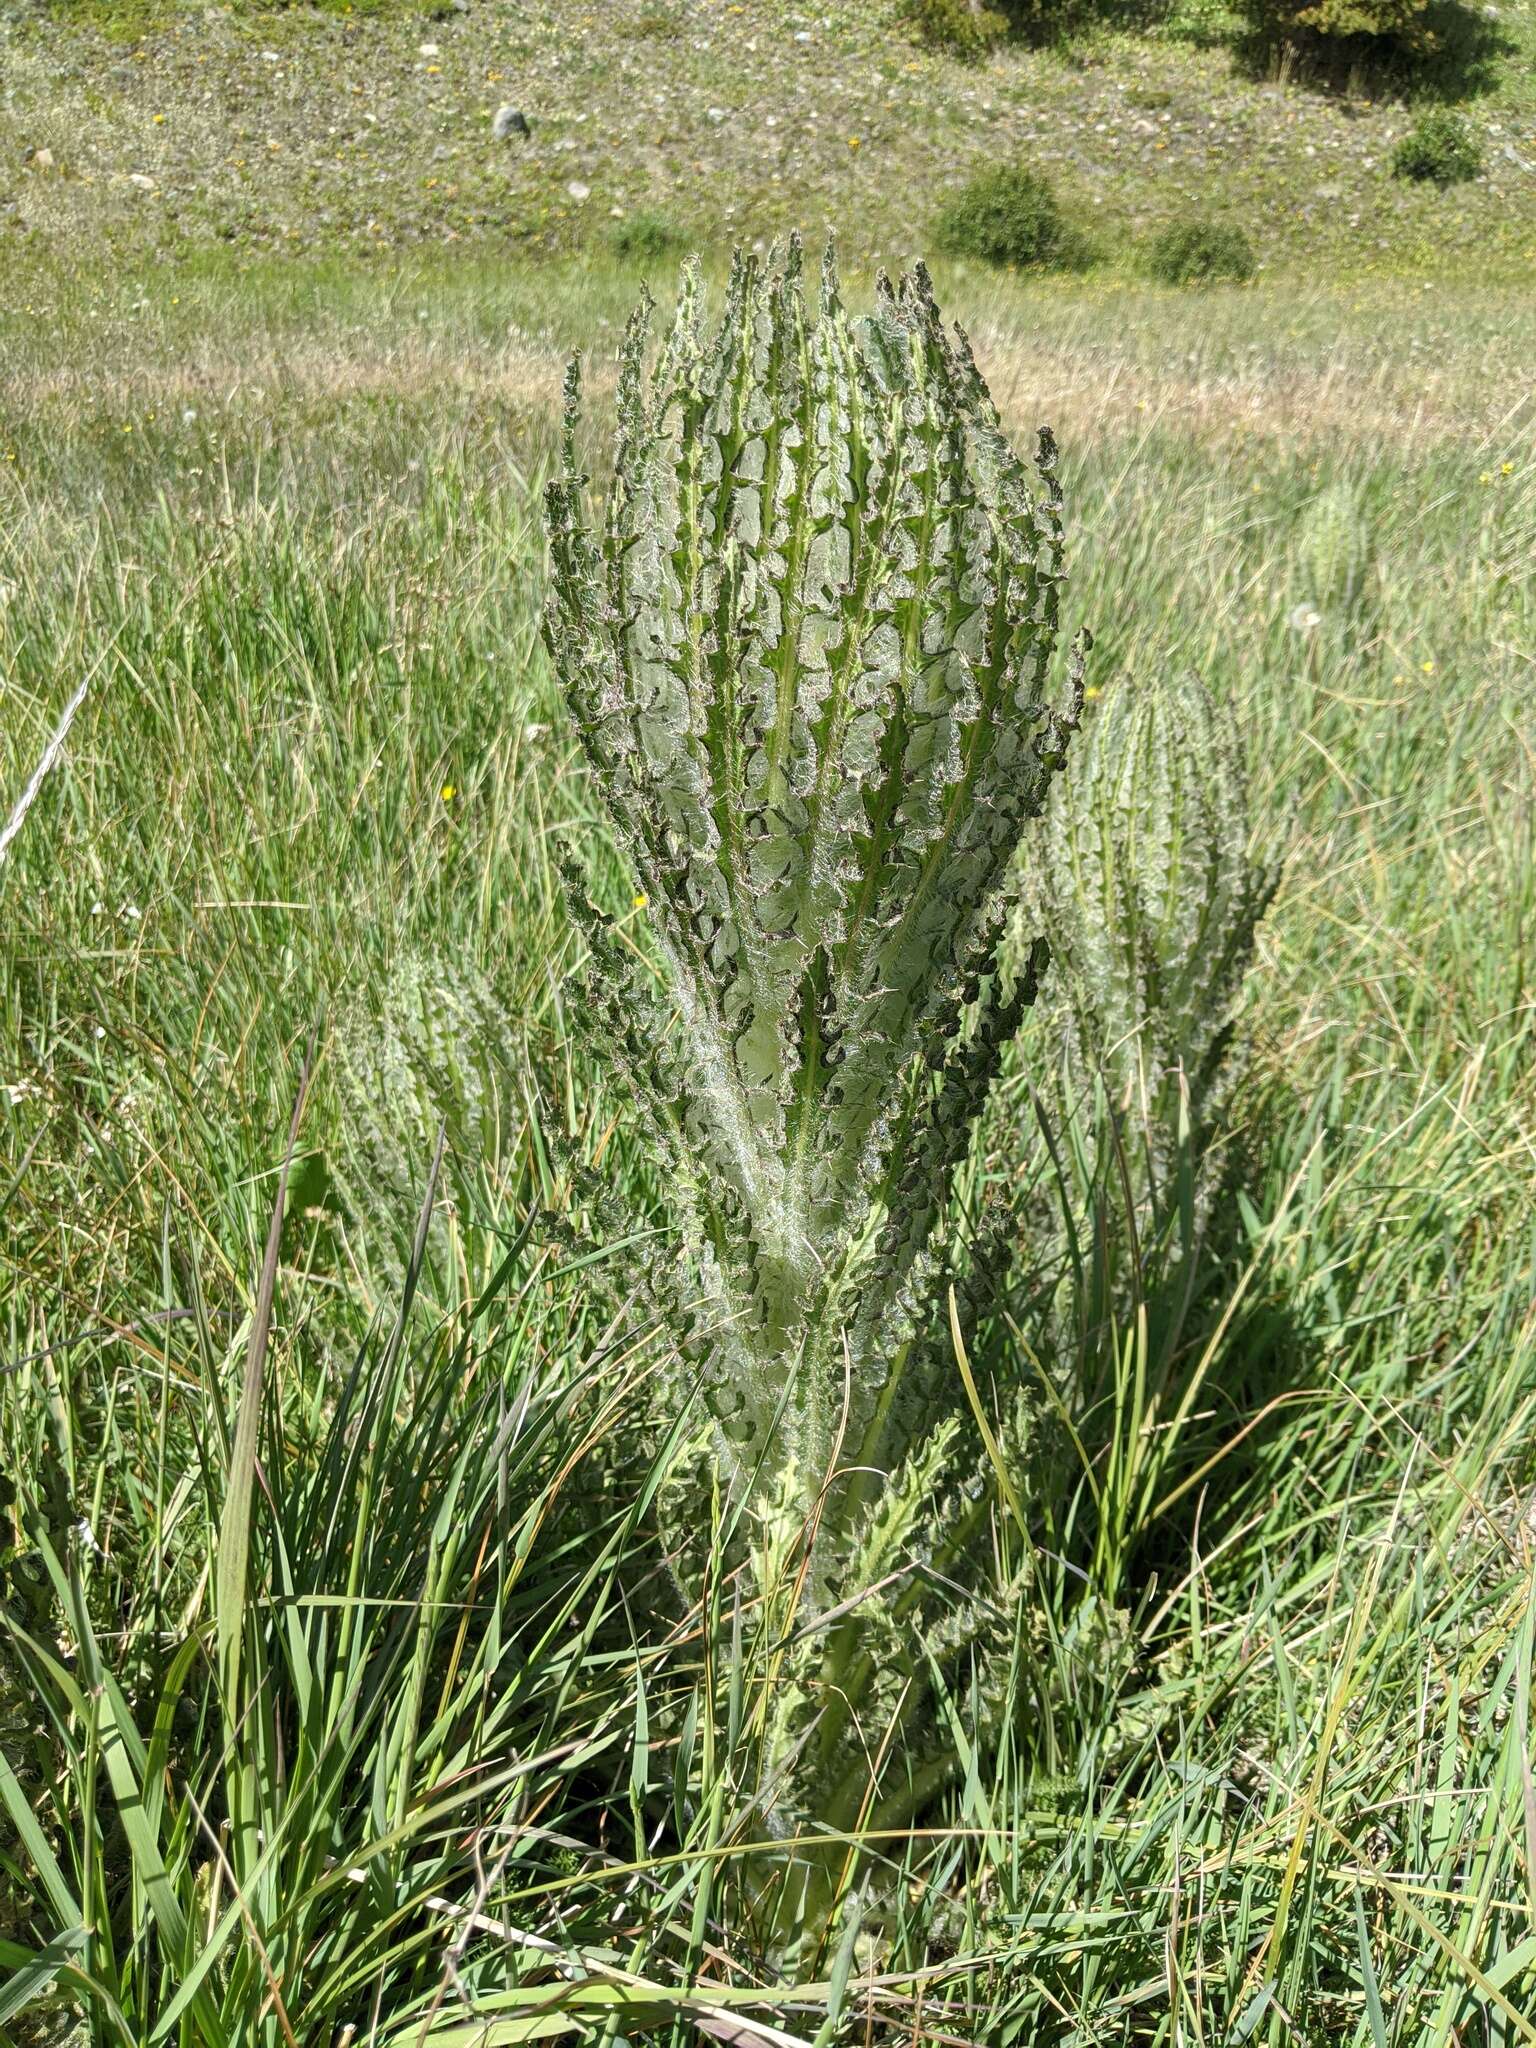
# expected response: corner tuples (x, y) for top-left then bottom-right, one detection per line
(3, 0), (1535, 280)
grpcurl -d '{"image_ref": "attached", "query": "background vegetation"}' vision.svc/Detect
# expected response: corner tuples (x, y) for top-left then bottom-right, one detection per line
(2, 0), (1534, 2041)
(2, 0), (1535, 280)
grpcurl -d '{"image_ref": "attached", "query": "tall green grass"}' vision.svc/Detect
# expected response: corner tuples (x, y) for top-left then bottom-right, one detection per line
(2, 259), (1533, 2042)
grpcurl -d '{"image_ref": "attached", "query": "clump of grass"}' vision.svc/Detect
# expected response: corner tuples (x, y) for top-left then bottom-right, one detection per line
(1147, 218), (1256, 285)
(0, 1165), (683, 2040)
(621, 2), (684, 35)
(935, 162), (1090, 269)
(607, 208), (688, 262)
(1392, 106), (1484, 184)
(41, 0), (170, 34)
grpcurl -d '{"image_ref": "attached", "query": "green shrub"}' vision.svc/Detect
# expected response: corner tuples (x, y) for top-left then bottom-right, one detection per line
(544, 242), (1086, 1910)
(1393, 107), (1484, 185)
(934, 162), (1083, 269)
(607, 209), (686, 262)
(899, 0), (1011, 58)
(1147, 219), (1256, 286)
(1240, 0), (1438, 57)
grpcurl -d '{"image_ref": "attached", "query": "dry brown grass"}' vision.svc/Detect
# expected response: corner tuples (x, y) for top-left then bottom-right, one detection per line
(5, 275), (1530, 458)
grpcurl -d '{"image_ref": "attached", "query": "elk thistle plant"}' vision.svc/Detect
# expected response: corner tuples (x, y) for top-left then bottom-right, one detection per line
(543, 243), (1084, 1892)
(1020, 668), (1281, 1245)
(1000, 671), (1280, 1637)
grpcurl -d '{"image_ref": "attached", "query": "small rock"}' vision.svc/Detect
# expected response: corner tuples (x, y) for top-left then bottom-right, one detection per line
(129, 171), (156, 191)
(32, 146), (56, 170)
(492, 104), (530, 141)
(706, 106), (726, 123)
(566, 179), (590, 200)
(418, 41), (440, 56)
(432, 143), (450, 160)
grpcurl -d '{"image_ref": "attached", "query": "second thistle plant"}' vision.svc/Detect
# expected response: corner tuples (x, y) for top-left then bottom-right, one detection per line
(544, 243), (1084, 1594)
(1021, 668), (1280, 1232)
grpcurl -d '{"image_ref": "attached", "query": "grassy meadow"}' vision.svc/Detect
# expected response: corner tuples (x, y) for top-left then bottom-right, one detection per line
(2, 41), (1536, 2045)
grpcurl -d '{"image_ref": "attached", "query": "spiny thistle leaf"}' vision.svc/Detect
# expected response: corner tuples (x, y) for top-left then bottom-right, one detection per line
(545, 239), (1084, 1525)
